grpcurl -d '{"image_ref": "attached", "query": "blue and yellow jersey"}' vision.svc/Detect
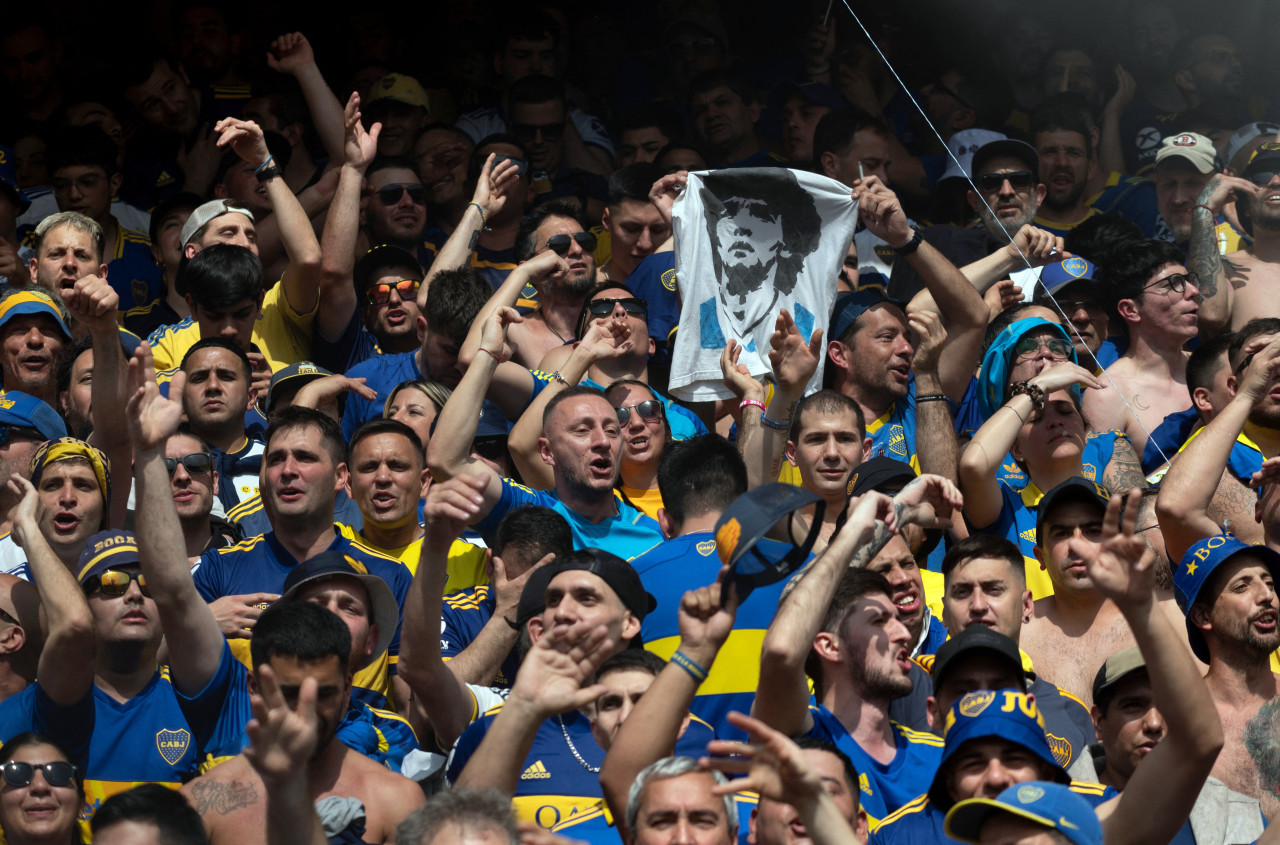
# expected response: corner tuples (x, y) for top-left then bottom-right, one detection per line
(474, 478), (664, 560)
(228, 490), (362, 540)
(441, 585), (517, 688)
(1089, 171), (1160, 239)
(447, 704), (715, 829)
(147, 281), (317, 375)
(340, 349), (423, 442)
(337, 523), (489, 589)
(634, 532), (802, 741)
(123, 296), (183, 339)
(205, 83), (253, 116)
(0, 672), (198, 826)
(870, 781), (1114, 841)
(107, 226), (165, 309)
(805, 704), (944, 829)
(421, 228), (518, 292)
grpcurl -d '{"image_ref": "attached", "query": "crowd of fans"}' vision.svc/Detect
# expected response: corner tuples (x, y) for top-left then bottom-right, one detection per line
(3, 1), (1280, 844)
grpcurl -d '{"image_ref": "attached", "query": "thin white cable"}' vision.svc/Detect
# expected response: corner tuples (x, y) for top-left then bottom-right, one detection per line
(836, 0), (1170, 467)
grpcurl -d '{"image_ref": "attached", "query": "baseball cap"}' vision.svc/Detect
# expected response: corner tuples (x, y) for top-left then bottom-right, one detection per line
(1035, 256), (1096, 300)
(1035, 477), (1110, 547)
(940, 129), (1009, 182)
(773, 82), (848, 112)
(0, 147), (31, 214)
(180, 199), (255, 248)
(428, 399), (511, 440)
(1224, 122), (1280, 173)
(0, 290), (71, 340)
(930, 690), (1071, 809)
(1154, 132), (1219, 174)
(714, 483), (822, 603)
(971, 139), (1039, 180)
(77, 529), (140, 584)
(266, 362), (332, 413)
(355, 244), (424, 296)
(945, 782), (1103, 845)
(1243, 142), (1280, 182)
(367, 74), (431, 112)
(515, 547), (657, 629)
(280, 551), (400, 662)
(1174, 534), (1280, 662)
(929, 625), (1024, 688)
(0, 391), (67, 442)
(830, 290), (904, 342)
(1091, 645), (1147, 711)
(846, 457), (916, 498)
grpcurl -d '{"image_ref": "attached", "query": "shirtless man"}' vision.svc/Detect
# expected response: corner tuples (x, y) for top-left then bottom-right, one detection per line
(1174, 534), (1280, 821)
(180, 602), (424, 845)
(1082, 240), (1197, 458)
(1023, 478), (1188, 705)
(1189, 145), (1280, 334)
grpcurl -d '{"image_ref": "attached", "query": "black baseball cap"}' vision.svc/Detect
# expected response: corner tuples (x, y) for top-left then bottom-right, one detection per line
(714, 483), (823, 603)
(1034, 477), (1110, 547)
(515, 547), (657, 629)
(930, 625), (1024, 687)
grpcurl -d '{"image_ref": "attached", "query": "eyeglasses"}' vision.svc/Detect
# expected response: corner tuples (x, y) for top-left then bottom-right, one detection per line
(366, 278), (420, 305)
(1142, 272), (1195, 296)
(616, 400), (663, 425)
(512, 122), (566, 143)
(84, 569), (150, 598)
(165, 453), (213, 477)
(0, 761), (77, 789)
(1013, 336), (1072, 360)
(374, 184), (427, 206)
(51, 173), (106, 195)
(472, 437), (508, 464)
(0, 425), (42, 447)
(587, 297), (647, 319)
(977, 170), (1035, 193)
(545, 232), (598, 256)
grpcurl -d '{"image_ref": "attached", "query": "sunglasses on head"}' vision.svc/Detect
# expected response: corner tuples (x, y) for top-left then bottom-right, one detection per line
(374, 184), (427, 206)
(977, 170), (1035, 192)
(0, 425), (41, 447)
(587, 297), (647, 319)
(165, 453), (213, 477)
(84, 569), (150, 598)
(512, 122), (566, 142)
(545, 232), (598, 256)
(366, 278), (420, 305)
(1013, 336), (1072, 360)
(0, 761), (77, 789)
(616, 400), (662, 424)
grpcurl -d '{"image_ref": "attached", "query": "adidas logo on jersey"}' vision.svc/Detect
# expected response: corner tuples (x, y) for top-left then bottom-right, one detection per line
(522, 760), (552, 780)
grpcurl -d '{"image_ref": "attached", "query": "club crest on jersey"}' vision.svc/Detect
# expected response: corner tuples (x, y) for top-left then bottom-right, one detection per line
(696, 539), (717, 556)
(887, 425), (907, 457)
(156, 729), (191, 765)
(874, 244), (896, 263)
(132, 279), (149, 306)
(1045, 733), (1072, 766)
(662, 269), (678, 292)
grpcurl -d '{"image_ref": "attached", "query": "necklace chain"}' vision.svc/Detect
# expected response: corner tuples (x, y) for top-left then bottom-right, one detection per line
(558, 715), (601, 773)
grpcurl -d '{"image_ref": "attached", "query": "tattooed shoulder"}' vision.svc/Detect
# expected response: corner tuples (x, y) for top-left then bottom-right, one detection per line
(190, 779), (259, 816)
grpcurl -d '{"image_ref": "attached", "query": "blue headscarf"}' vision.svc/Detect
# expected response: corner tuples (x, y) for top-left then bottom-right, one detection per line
(977, 318), (1078, 419)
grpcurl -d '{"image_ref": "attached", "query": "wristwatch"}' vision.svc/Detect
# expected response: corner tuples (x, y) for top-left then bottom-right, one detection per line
(255, 164), (283, 183)
(893, 227), (923, 256)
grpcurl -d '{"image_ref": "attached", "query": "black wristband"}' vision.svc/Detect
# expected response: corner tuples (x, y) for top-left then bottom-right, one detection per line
(916, 393), (947, 403)
(893, 227), (923, 256)
(255, 164), (284, 183)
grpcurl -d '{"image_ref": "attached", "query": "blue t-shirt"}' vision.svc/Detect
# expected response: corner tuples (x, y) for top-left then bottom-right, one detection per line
(634, 532), (803, 741)
(475, 478), (664, 559)
(625, 252), (681, 345)
(341, 350), (424, 442)
(804, 704), (944, 829)
(441, 584), (520, 689)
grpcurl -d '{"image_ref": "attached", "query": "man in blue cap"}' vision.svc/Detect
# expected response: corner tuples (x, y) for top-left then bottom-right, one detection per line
(1174, 534), (1280, 820)
(945, 781), (1102, 845)
(0, 287), (71, 407)
(1030, 256), (1114, 373)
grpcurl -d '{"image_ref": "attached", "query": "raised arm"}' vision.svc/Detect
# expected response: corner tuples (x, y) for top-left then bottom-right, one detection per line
(316, 93), (380, 342)
(214, 117), (323, 315)
(422, 155), (520, 289)
(1097, 66), (1136, 179)
(125, 342), (227, 695)
(1083, 492), (1223, 845)
(599, 576), (739, 840)
(458, 250), (564, 367)
(720, 340), (767, 484)
(1157, 335), (1280, 560)
(926, 226), (1066, 308)
(743, 310), (823, 490)
(1186, 175), (1257, 337)
(445, 551), (552, 687)
(266, 33), (346, 167)
(10, 476), (94, 706)
(908, 309), (958, 483)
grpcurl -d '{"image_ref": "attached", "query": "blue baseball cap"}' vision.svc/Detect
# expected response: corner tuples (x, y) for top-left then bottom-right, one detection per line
(0, 290), (71, 340)
(0, 391), (67, 442)
(1036, 257), (1096, 299)
(977, 318), (1077, 419)
(77, 530), (140, 584)
(929, 690), (1071, 809)
(1174, 535), (1280, 662)
(830, 290), (904, 343)
(280, 550), (399, 662)
(945, 782), (1103, 845)
(0, 147), (30, 214)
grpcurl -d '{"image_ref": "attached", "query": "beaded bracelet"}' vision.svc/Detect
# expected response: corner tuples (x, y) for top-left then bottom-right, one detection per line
(468, 201), (491, 230)
(1008, 381), (1045, 413)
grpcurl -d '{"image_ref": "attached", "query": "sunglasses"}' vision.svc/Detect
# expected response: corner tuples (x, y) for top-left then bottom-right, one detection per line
(587, 297), (647, 319)
(1248, 170), (1279, 186)
(545, 232), (598, 256)
(512, 122), (566, 142)
(472, 437), (508, 463)
(366, 278), (420, 305)
(374, 184), (427, 206)
(84, 569), (150, 598)
(616, 400), (663, 424)
(0, 761), (77, 789)
(977, 170), (1035, 192)
(492, 154), (529, 176)
(1013, 336), (1072, 360)
(165, 453), (213, 477)
(1142, 272), (1194, 295)
(0, 425), (41, 447)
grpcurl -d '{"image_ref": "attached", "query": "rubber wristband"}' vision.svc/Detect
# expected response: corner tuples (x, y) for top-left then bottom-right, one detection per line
(1192, 204), (1215, 215)
(739, 399), (766, 413)
(915, 394), (948, 403)
(670, 650), (709, 683)
(760, 415), (792, 431)
(254, 156), (275, 173)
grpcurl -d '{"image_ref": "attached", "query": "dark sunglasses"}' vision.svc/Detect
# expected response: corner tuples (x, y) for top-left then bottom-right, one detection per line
(0, 425), (42, 447)
(512, 122), (566, 142)
(374, 184), (427, 205)
(616, 400), (662, 424)
(366, 278), (420, 305)
(472, 437), (509, 463)
(587, 297), (647, 319)
(1142, 272), (1194, 295)
(165, 453), (213, 477)
(1248, 170), (1279, 186)
(84, 569), (150, 598)
(1013, 336), (1072, 360)
(492, 154), (528, 176)
(546, 232), (598, 256)
(0, 761), (77, 789)
(977, 170), (1035, 192)
(1235, 351), (1257, 376)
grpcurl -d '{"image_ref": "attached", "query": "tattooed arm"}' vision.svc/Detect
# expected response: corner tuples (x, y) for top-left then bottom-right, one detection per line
(1102, 434), (1146, 494)
(1187, 175), (1258, 337)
